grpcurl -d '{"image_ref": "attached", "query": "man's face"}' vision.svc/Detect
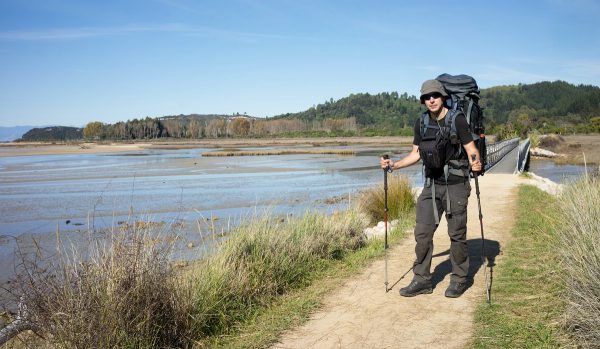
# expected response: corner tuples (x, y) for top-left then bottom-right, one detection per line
(423, 93), (444, 113)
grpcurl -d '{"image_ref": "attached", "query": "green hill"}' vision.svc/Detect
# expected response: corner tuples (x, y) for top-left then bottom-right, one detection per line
(15, 80), (600, 142)
(19, 126), (83, 141)
(272, 80), (600, 135)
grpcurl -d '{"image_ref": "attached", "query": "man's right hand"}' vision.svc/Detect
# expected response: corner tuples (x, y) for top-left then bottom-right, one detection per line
(380, 157), (393, 170)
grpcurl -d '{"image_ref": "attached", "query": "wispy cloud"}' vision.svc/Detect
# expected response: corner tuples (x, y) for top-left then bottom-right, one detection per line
(0, 23), (320, 44)
(0, 23), (189, 41)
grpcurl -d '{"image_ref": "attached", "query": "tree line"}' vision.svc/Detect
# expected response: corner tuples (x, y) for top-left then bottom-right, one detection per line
(79, 115), (359, 140)
(19, 80), (600, 142)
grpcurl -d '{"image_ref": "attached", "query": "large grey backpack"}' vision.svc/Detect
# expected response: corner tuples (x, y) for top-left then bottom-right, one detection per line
(436, 73), (487, 174)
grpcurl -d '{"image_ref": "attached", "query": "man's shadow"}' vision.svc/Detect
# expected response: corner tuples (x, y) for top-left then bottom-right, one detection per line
(430, 238), (500, 290)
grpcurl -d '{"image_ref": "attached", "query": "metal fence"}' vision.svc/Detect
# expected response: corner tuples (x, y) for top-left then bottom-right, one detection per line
(485, 138), (520, 172)
(516, 138), (531, 173)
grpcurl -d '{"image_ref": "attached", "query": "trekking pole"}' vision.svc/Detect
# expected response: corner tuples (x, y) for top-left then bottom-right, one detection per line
(382, 154), (391, 292)
(471, 154), (491, 304)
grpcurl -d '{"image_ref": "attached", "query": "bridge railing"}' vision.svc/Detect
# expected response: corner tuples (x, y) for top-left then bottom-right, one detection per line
(485, 138), (520, 172)
(516, 138), (531, 173)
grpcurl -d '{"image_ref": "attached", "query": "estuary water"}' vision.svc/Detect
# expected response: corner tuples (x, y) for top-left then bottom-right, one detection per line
(0, 144), (590, 275)
(0, 145), (418, 267)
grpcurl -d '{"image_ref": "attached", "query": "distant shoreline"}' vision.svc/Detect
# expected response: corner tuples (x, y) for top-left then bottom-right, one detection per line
(0, 136), (413, 157)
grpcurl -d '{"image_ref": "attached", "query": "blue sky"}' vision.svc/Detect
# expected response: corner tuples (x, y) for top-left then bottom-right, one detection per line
(1, 0), (599, 127)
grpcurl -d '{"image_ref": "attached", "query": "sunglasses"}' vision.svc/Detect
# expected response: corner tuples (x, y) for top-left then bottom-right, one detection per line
(421, 93), (443, 101)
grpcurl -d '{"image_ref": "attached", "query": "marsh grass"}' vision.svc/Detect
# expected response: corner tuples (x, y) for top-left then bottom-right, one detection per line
(202, 149), (354, 156)
(359, 173), (415, 224)
(188, 208), (368, 340)
(2, 206), (375, 348)
(556, 175), (600, 348)
(197, 209), (414, 349)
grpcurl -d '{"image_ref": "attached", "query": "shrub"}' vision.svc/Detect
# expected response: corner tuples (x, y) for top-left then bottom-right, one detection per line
(538, 133), (565, 149)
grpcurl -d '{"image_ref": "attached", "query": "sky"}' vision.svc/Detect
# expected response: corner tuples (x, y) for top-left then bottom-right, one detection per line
(1, 0), (599, 127)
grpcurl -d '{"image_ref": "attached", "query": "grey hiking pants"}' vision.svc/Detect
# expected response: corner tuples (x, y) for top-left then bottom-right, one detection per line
(413, 179), (471, 283)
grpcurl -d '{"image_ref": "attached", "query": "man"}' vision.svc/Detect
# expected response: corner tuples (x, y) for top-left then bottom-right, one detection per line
(381, 79), (482, 298)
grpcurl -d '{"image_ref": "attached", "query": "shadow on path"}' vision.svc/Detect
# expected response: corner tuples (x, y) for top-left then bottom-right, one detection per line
(430, 238), (500, 290)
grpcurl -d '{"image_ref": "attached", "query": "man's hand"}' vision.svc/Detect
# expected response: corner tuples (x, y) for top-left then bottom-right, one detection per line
(381, 157), (393, 170)
(470, 154), (482, 173)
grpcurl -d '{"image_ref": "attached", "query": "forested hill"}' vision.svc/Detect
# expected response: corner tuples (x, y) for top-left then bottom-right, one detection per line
(481, 81), (600, 128)
(15, 80), (600, 142)
(272, 80), (600, 135)
(20, 126), (82, 141)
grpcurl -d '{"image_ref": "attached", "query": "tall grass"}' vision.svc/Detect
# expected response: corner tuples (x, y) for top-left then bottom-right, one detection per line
(359, 173), (415, 224)
(556, 175), (600, 348)
(188, 209), (368, 340)
(3, 208), (369, 347)
(3, 226), (196, 348)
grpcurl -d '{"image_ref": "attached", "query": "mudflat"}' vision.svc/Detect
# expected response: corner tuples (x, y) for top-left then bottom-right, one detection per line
(0, 137), (414, 157)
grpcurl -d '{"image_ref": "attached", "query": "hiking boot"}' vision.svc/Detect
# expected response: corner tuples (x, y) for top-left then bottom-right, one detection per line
(399, 279), (433, 297)
(445, 281), (468, 298)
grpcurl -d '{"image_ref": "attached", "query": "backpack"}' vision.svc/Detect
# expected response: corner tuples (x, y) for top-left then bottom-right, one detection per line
(435, 73), (487, 175)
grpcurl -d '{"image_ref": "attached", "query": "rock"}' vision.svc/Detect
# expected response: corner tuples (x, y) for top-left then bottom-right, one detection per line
(364, 220), (398, 240)
(530, 147), (561, 158)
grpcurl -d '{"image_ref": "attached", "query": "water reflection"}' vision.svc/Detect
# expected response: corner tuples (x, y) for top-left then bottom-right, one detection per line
(0, 148), (591, 274)
(0, 146), (421, 268)
(528, 159), (594, 183)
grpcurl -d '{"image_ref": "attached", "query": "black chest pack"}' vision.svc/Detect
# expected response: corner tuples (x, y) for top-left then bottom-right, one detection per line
(419, 110), (461, 176)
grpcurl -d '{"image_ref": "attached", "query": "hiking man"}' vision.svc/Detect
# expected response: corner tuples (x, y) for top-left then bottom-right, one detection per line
(381, 79), (482, 298)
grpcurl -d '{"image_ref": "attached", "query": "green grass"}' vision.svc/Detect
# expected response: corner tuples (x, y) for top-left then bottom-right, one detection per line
(471, 185), (570, 348)
(198, 213), (414, 349)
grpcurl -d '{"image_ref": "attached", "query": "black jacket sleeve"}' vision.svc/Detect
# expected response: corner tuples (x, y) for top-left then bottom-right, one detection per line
(454, 113), (473, 145)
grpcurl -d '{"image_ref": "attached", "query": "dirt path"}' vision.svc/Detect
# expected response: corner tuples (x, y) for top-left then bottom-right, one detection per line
(272, 173), (521, 349)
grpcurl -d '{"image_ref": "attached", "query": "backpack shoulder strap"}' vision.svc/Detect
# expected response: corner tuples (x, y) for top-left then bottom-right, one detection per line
(420, 111), (429, 138)
(445, 108), (458, 133)
(465, 99), (474, 126)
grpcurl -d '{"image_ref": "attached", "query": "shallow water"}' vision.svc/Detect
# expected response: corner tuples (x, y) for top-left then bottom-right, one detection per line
(0, 147), (590, 275)
(528, 158), (595, 184)
(0, 145), (419, 267)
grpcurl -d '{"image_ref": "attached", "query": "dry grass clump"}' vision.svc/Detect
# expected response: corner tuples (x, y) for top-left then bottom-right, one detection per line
(3, 226), (196, 348)
(188, 209), (368, 338)
(358, 174), (415, 224)
(557, 175), (600, 347)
